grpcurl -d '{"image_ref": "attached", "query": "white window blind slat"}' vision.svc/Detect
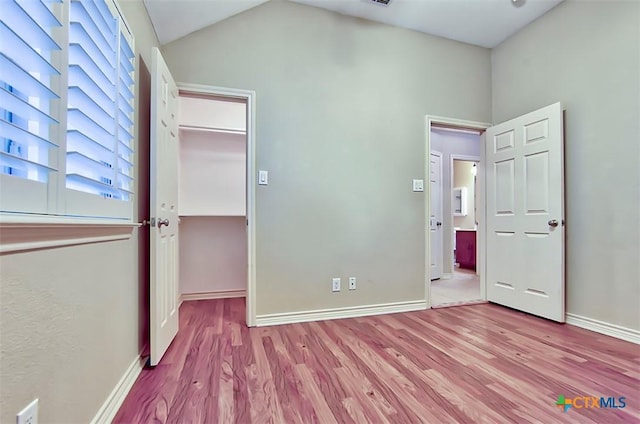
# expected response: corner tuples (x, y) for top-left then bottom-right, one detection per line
(0, 86), (58, 126)
(0, 55), (59, 101)
(118, 109), (133, 128)
(66, 0), (134, 203)
(67, 129), (113, 163)
(15, 0), (62, 29)
(68, 22), (115, 82)
(0, 119), (57, 150)
(70, 1), (115, 54)
(68, 86), (115, 132)
(0, 1), (61, 51)
(68, 64), (115, 107)
(119, 65), (134, 86)
(118, 92), (133, 114)
(0, 23), (59, 77)
(69, 45), (115, 94)
(67, 108), (114, 148)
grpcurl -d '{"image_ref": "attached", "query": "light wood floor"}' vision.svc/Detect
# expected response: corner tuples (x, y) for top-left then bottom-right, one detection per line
(114, 298), (640, 423)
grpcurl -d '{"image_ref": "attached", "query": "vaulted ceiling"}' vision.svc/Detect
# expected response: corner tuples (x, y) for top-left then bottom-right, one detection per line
(144, 0), (562, 48)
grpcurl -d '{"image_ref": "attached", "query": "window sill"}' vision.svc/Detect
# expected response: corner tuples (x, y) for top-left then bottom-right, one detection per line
(0, 214), (140, 254)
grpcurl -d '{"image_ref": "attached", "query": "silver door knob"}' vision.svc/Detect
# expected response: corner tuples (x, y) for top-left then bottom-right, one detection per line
(548, 219), (559, 228)
(158, 218), (169, 228)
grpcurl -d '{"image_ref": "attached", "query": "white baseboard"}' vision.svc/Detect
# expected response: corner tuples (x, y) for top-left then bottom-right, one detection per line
(181, 289), (246, 303)
(566, 313), (640, 345)
(256, 300), (427, 327)
(91, 355), (145, 424)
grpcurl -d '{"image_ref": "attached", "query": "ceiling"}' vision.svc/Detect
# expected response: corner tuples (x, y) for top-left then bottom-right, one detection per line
(143, 0), (563, 48)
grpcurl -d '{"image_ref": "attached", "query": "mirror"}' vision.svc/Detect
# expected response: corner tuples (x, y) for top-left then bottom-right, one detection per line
(453, 187), (467, 216)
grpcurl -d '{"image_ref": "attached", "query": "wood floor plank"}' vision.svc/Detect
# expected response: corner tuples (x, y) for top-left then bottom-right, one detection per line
(115, 299), (640, 424)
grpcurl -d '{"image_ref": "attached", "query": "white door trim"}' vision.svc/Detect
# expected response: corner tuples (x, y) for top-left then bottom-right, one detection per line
(425, 116), (491, 308)
(176, 82), (257, 327)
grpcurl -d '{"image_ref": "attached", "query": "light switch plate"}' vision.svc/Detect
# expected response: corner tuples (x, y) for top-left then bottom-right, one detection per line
(412, 179), (424, 192)
(258, 170), (268, 185)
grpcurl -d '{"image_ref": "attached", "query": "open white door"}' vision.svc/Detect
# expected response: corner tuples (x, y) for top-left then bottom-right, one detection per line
(485, 102), (565, 322)
(430, 151), (443, 280)
(150, 47), (180, 365)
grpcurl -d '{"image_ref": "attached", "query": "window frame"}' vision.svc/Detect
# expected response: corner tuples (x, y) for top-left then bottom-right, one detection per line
(0, 0), (138, 251)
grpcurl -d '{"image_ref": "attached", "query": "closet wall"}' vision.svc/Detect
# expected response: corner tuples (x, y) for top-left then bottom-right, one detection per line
(178, 94), (247, 296)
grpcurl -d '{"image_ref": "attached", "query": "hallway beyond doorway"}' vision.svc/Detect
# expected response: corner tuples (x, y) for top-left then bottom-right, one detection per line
(431, 268), (483, 307)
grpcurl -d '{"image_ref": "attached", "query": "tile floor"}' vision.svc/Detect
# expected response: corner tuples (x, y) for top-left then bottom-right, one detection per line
(430, 267), (482, 307)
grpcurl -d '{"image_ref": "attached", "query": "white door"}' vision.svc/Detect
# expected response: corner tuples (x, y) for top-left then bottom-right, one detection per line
(150, 47), (180, 365)
(485, 102), (565, 322)
(430, 151), (443, 280)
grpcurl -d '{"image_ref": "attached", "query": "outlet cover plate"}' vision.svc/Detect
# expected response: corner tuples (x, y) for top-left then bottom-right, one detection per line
(348, 277), (356, 290)
(332, 277), (341, 292)
(17, 399), (38, 424)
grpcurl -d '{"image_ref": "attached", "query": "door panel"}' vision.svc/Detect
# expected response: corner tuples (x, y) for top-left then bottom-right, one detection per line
(485, 103), (565, 322)
(150, 47), (180, 365)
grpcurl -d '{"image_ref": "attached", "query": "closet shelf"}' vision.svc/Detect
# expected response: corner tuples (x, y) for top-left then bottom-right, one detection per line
(179, 124), (245, 136)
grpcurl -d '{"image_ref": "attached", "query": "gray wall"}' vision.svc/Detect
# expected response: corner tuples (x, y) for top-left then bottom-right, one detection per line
(431, 129), (481, 274)
(0, 1), (159, 422)
(162, 0), (492, 316)
(492, 0), (640, 329)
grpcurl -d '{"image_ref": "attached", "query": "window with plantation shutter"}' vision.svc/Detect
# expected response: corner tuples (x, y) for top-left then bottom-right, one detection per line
(0, 0), (135, 222)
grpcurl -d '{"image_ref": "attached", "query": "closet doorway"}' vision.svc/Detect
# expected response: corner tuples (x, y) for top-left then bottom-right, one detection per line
(177, 84), (256, 325)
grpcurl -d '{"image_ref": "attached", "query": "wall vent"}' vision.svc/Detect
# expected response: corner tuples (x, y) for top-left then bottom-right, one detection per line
(368, 0), (391, 6)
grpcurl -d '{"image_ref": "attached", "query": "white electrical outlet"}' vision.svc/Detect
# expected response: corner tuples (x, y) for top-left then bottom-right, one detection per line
(348, 277), (356, 290)
(17, 399), (38, 424)
(332, 277), (341, 292)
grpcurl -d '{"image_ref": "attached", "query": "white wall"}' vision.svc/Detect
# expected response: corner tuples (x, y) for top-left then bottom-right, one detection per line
(179, 216), (247, 294)
(431, 129), (481, 274)
(162, 0), (492, 316)
(492, 0), (640, 330)
(0, 2), (159, 423)
(179, 130), (246, 216)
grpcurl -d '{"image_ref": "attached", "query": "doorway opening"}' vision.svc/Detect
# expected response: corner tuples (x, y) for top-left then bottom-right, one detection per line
(425, 118), (490, 309)
(176, 84), (256, 326)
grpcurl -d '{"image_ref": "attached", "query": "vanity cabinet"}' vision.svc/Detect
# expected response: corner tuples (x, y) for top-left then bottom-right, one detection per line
(455, 229), (476, 271)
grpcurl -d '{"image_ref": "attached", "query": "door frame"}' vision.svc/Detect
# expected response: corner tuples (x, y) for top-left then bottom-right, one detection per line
(450, 154), (481, 276)
(425, 116), (490, 308)
(177, 82), (257, 327)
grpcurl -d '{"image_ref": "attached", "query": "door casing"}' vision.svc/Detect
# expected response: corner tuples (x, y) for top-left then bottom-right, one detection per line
(425, 116), (490, 308)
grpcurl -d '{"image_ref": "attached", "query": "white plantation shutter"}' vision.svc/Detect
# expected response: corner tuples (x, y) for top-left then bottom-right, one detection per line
(0, 0), (62, 184)
(0, 0), (135, 220)
(66, 0), (134, 202)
